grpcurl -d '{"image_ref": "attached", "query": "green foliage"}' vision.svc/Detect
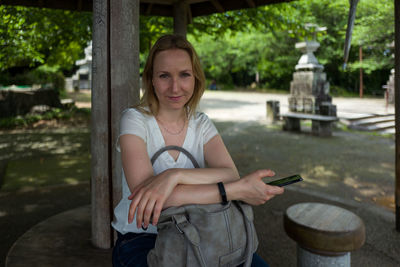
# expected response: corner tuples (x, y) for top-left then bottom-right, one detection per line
(0, 107), (90, 129)
(0, 65), (66, 93)
(189, 0), (393, 94)
(348, 0), (394, 73)
(139, 16), (173, 53)
(0, 0), (395, 96)
(190, 29), (298, 89)
(0, 6), (92, 72)
(329, 85), (358, 97)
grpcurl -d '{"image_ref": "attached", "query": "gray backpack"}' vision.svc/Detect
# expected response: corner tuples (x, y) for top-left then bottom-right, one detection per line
(147, 146), (259, 267)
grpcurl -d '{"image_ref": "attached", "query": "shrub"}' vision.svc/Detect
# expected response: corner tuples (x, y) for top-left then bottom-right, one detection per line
(0, 65), (65, 94)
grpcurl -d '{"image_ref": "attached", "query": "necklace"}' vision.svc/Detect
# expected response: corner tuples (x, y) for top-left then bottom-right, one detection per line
(156, 116), (187, 136)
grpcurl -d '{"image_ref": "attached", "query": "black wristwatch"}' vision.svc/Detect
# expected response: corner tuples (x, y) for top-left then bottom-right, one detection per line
(217, 182), (228, 205)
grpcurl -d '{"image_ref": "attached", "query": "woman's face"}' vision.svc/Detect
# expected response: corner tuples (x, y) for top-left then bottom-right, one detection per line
(152, 49), (195, 113)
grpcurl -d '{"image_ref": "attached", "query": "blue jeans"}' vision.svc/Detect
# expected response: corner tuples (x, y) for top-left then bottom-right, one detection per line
(112, 232), (269, 267)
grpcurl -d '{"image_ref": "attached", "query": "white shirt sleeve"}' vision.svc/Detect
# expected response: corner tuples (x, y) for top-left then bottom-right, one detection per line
(116, 108), (147, 152)
(197, 112), (218, 144)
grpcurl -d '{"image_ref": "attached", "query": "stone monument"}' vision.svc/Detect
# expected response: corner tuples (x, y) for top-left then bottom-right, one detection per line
(65, 42), (92, 91)
(288, 25), (336, 116)
(385, 69), (395, 104)
(384, 42), (395, 104)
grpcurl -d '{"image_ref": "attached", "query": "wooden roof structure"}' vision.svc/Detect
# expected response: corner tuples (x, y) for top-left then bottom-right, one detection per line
(2, 0), (400, 249)
(2, 0), (292, 16)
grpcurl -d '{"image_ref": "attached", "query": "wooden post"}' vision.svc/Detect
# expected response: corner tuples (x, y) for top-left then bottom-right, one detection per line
(92, 0), (111, 249)
(395, 0), (400, 232)
(110, 0), (140, 239)
(173, 0), (188, 37)
(359, 46), (363, 98)
(91, 0), (140, 248)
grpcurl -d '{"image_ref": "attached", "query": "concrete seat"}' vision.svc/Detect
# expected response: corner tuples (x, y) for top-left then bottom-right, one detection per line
(281, 112), (338, 137)
(284, 202), (365, 266)
(6, 205), (111, 267)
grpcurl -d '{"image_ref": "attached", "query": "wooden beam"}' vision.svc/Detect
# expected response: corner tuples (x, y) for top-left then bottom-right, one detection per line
(78, 0), (83, 11)
(187, 3), (193, 24)
(1, 0), (93, 12)
(245, 0), (256, 8)
(173, 0), (188, 37)
(2, 0), (297, 16)
(395, 0), (400, 232)
(146, 3), (154, 15)
(91, 0), (111, 249)
(110, 0), (141, 244)
(210, 0), (225, 13)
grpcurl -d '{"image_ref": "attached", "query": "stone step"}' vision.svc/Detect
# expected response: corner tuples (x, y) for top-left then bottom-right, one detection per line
(379, 128), (396, 135)
(338, 113), (381, 126)
(345, 114), (395, 134)
(349, 115), (395, 127)
(350, 121), (395, 131)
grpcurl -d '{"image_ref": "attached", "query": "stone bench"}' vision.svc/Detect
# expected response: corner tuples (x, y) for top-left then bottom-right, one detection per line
(284, 202), (365, 267)
(281, 112), (338, 137)
(60, 98), (76, 109)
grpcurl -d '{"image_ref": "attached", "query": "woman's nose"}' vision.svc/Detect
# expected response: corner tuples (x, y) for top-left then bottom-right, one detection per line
(171, 77), (179, 92)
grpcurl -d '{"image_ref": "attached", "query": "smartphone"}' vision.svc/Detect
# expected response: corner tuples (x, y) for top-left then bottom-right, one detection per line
(266, 174), (303, 187)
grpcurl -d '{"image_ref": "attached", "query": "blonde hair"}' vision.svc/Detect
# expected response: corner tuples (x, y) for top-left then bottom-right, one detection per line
(139, 34), (205, 118)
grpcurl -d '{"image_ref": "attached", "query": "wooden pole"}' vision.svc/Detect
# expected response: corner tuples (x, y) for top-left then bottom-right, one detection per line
(359, 46), (363, 98)
(395, 0), (400, 232)
(173, 0), (188, 37)
(92, 0), (111, 249)
(91, 0), (140, 248)
(110, 0), (140, 241)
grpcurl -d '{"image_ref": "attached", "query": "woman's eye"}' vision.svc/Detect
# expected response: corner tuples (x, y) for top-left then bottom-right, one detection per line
(181, 72), (191, 77)
(159, 74), (169, 78)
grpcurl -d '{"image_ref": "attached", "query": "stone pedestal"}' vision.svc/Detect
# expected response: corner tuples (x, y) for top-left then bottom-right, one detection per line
(284, 203), (365, 267)
(266, 100), (280, 123)
(312, 120), (332, 137)
(297, 246), (350, 267)
(288, 71), (331, 114)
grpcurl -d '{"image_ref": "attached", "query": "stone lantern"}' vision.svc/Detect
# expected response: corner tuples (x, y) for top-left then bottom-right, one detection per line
(65, 42), (92, 91)
(288, 24), (336, 116)
(384, 41), (395, 104)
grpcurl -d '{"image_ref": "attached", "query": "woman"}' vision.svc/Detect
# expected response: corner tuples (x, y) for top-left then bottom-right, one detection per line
(112, 34), (284, 267)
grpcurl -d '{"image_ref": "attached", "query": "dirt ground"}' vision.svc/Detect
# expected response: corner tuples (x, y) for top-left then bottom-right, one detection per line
(1, 90), (398, 266)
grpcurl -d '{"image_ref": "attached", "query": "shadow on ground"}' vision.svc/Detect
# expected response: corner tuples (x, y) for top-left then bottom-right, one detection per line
(214, 120), (395, 212)
(0, 117), (398, 266)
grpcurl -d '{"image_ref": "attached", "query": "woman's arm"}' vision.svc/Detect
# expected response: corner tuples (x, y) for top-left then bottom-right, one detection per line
(122, 134), (283, 229)
(156, 134), (240, 186)
(135, 170), (284, 229)
(120, 134), (240, 227)
(166, 170), (284, 206)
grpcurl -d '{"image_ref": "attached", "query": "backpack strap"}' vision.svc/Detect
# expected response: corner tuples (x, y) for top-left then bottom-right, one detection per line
(151, 145), (200, 168)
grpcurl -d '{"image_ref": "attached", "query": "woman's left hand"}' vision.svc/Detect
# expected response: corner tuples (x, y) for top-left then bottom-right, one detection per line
(127, 169), (178, 229)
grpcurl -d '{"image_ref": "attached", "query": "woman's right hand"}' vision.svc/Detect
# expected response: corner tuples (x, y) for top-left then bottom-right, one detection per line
(127, 169), (178, 229)
(227, 169), (284, 205)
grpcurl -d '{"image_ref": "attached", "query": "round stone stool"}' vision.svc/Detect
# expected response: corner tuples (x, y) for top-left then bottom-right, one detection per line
(284, 202), (365, 267)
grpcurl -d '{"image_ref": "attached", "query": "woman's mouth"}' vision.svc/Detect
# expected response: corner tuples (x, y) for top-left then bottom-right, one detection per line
(168, 96), (182, 101)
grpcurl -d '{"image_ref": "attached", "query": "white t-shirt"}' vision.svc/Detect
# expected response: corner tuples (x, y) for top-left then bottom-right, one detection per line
(111, 108), (218, 234)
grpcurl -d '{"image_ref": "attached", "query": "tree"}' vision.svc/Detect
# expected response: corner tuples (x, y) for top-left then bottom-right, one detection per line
(1, 1), (394, 94)
(190, 0), (394, 94)
(349, 0), (394, 73)
(0, 6), (92, 72)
